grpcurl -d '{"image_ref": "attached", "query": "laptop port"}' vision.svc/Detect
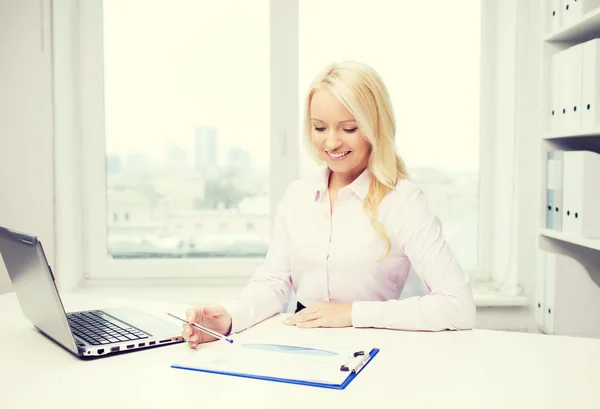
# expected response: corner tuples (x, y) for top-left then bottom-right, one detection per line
(111, 346), (120, 352)
(159, 339), (170, 344)
(97, 349), (104, 355)
(126, 344), (135, 349)
(138, 343), (145, 347)
(149, 341), (156, 345)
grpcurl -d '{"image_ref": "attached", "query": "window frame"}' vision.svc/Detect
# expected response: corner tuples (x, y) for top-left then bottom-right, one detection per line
(73, 0), (504, 284)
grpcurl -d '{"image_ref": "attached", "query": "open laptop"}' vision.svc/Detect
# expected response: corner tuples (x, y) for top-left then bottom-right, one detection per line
(0, 225), (185, 359)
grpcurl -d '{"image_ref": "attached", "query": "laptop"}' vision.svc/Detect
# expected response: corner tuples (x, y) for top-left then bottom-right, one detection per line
(0, 225), (185, 359)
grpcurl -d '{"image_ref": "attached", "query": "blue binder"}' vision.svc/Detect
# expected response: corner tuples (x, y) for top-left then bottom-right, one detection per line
(171, 347), (380, 390)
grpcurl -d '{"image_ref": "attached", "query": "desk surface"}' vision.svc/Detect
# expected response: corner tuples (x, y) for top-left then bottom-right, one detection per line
(1, 292), (599, 409)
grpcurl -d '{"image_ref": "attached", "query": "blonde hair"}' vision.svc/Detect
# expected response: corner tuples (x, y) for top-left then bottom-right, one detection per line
(304, 61), (410, 260)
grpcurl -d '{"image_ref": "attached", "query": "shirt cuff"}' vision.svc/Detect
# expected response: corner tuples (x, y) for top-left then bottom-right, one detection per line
(221, 298), (248, 335)
(351, 301), (385, 328)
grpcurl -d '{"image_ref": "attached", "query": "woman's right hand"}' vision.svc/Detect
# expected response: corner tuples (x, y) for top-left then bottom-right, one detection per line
(182, 305), (232, 349)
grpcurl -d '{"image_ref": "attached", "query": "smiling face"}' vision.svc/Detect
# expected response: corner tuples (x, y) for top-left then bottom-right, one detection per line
(310, 88), (371, 181)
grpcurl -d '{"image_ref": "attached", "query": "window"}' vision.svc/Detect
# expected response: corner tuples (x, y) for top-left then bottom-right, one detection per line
(79, 0), (488, 280)
(298, 0), (481, 274)
(81, 0), (277, 277)
(102, 0), (271, 262)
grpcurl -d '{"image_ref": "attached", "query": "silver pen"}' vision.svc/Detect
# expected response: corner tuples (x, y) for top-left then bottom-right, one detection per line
(166, 312), (234, 344)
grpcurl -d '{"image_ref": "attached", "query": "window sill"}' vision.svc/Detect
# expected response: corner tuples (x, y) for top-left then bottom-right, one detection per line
(473, 288), (529, 307)
(68, 279), (530, 308)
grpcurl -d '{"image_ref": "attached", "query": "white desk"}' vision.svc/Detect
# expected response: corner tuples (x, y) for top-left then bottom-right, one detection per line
(1, 292), (599, 409)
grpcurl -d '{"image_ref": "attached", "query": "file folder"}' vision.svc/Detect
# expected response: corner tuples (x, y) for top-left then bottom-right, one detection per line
(556, 45), (583, 134)
(549, 52), (561, 134)
(535, 250), (546, 328)
(567, 44), (583, 133)
(546, 151), (563, 230)
(171, 341), (380, 390)
(557, 50), (570, 134)
(546, 0), (561, 34)
(563, 0), (577, 26)
(543, 251), (557, 335)
(564, 0), (600, 27)
(562, 150), (600, 237)
(582, 39), (600, 130)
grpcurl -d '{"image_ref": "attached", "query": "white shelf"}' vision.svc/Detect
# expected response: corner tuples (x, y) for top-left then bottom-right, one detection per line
(545, 7), (600, 43)
(543, 128), (600, 140)
(539, 228), (600, 251)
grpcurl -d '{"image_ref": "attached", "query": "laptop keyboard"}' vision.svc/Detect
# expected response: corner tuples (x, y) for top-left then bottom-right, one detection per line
(67, 310), (150, 346)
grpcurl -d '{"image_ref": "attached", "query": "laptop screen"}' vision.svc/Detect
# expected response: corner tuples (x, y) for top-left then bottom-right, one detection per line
(0, 226), (77, 353)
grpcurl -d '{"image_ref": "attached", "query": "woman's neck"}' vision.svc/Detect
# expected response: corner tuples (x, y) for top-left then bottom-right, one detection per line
(328, 166), (367, 190)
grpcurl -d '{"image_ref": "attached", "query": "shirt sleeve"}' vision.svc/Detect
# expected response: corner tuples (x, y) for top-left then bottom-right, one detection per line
(220, 185), (294, 334)
(351, 185), (476, 331)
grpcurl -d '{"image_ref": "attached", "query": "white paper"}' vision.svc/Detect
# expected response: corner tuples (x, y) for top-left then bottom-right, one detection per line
(173, 336), (373, 386)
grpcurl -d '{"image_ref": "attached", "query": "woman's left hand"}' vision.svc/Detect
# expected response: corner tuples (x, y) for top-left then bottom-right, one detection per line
(283, 302), (352, 328)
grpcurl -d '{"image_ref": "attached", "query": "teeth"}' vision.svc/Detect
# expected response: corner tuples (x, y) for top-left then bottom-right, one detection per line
(327, 151), (350, 158)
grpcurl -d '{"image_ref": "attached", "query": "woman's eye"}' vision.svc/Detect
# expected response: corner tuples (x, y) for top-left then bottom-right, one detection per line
(314, 127), (326, 132)
(343, 128), (358, 133)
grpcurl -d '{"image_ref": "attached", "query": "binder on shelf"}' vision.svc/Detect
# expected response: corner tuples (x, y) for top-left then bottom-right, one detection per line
(556, 45), (583, 134)
(567, 44), (583, 133)
(535, 250), (547, 328)
(557, 49), (570, 134)
(549, 52), (561, 134)
(562, 150), (600, 238)
(546, 0), (562, 34)
(582, 39), (600, 130)
(546, 151), (564, 230)
(563, 0), (600, 27)
(542, 251), (557, 335)
(562, 0), (577, 27)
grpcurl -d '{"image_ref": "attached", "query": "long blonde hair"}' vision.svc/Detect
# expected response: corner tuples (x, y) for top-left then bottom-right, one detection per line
(304, 61), (410, 260)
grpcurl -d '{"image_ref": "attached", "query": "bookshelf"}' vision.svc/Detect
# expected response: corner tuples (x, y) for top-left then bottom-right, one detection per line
(537, 2), (600, 338)
(544, 6), (600, 42)
(543, 127), (600, 140)
(539, 228), (600, 251)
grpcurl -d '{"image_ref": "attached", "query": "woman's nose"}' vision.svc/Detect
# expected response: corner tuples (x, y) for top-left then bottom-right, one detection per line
(325, 133), (342, 150)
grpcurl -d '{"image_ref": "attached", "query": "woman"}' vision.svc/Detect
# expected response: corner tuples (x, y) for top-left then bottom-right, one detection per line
(182, 61), (476, 348)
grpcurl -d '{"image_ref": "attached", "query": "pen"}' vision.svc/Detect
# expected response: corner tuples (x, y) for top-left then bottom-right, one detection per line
(166, 312), (234, 344)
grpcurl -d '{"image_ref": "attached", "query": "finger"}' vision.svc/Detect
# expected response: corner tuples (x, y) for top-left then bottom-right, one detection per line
(285, 311), (306, 325)
(297, 317), (326, 328)
(186, 307), (200, 324)
(286, 308), (322, 324)
(284, 312), (303, 325)
(293, 311), (321, 324)
(181, 324), (192, 340)
(190, 342), (198, 349)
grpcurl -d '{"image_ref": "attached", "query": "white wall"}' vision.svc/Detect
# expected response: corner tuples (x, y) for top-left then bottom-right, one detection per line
(0, 0), (55, 294)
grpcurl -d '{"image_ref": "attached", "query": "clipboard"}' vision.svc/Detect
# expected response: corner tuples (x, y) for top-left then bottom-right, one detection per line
(171, 346), (380, 390)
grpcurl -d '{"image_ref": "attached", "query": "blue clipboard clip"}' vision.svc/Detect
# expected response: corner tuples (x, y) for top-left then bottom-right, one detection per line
(340, 350), (370, 373)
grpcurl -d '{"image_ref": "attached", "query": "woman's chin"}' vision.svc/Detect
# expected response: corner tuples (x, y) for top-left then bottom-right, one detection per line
(327, 161), (353, 172)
